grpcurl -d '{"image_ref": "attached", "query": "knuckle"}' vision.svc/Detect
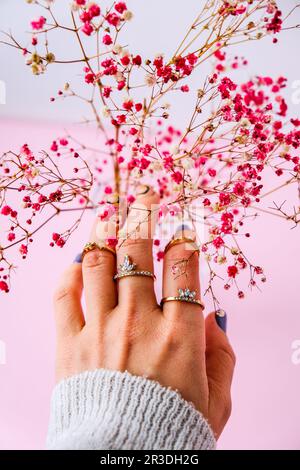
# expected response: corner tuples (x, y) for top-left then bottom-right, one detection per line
(119, 236), (152, 250)
(224, 344), (236, 367)
(83, 249), (110, 270)
(53, 284), (76, 304)
(163, 323), (185, 351)
(214, 343), (236, 368)
(164, 244), (199, 267)
(222, 397), (232, 422)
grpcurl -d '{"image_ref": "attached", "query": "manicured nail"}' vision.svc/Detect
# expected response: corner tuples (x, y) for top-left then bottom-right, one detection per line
(136, 184), (151, 196)
(175, 223), (191, 234)
(215, 310), (227, 333)
(73, 253), (82, 263)
(174, 224), (195, 240)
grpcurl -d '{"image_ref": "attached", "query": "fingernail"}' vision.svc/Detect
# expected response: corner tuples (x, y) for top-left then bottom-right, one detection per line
(215, 310), (227, 333)
(175, 223), (191, 234)
(174, 224), (195, 239)
(73, 253), (82, 263)
(136, 184), (151, 196)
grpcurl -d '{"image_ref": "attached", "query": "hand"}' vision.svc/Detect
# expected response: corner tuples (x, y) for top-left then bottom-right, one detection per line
(53, 187), (235, 439)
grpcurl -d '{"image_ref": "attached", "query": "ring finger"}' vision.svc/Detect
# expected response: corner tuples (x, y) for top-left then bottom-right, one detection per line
(162, 225), (204, 324)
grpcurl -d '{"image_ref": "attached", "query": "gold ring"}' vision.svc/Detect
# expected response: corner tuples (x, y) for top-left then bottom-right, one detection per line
(161, 297), (205, 309)
(161, 288), (205, 310)
(164, 236), (199, 255)
(82, 242), (116, 260)
(113, 254), (156, 281)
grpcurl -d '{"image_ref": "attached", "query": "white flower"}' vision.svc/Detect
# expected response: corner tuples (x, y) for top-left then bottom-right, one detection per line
(112, 44), (123, 55)
(131, 167), (143, 178)
(151, 161), (163, 171)
(121, 49), (130, 58)
(115, 71), (124, 82)
(145, 74), (156, 87)
(181, 158), (193, 170)
(241, 118), (250, 127)
(101, 106), (110, 118)
(171, 145), (180, 155)
(123, 11), (133, 21)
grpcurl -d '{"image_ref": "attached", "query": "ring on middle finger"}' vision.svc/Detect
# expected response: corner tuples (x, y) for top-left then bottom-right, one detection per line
(113, 254), (156, 281)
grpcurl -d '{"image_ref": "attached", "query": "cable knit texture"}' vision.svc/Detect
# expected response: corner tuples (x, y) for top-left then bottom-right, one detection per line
(47, 369), (216, 450)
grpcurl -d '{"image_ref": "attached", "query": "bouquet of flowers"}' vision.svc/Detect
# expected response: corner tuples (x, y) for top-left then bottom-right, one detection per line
(1, 0), (299, 311)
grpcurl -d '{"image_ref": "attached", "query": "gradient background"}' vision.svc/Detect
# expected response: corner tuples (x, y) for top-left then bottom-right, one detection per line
(0, 0), (300, 450)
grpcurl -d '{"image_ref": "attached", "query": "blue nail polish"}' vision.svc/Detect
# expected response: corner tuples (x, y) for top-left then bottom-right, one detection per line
(215, 310), (227, 333)
(73, 253), (82, 263)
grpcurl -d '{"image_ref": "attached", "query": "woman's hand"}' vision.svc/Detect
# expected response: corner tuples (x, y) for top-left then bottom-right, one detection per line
(53, 187), (235, 439)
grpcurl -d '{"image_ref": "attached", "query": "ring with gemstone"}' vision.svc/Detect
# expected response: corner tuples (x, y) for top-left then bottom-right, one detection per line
(161, 288), (205, 309)
(114, 254), (156, 281)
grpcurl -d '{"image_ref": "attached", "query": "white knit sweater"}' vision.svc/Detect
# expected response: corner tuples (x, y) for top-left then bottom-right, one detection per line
(47, 369), (216, 450)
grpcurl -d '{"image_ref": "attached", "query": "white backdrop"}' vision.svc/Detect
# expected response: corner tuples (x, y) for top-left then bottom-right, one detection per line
(0, 0), (299, 124)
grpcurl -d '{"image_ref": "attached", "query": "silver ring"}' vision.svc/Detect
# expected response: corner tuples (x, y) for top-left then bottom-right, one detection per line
(114, 255), (156, 281)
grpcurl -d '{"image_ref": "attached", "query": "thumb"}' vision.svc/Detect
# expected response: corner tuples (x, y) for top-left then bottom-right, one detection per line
(205, 311), (236, 438)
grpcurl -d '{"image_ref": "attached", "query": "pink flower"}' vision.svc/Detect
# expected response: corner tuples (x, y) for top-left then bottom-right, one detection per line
(208, 168), (216, 177)
(0, 281), (9, 292)
(132, 55), (142, 66)
(85, 71), (95, 84)
(1, 205), (12, 216)
(102, 34), (113, 45)
(88, 4), (101, 18)
(7, 232), (15, 242)
(19, 244), (28, 256)
(106, 237), (118, 248)
(103, 87), (112, 98)
(171, 171), (183, 184)
(106, 13), (120, 27)
(123, 100), (133, 111)
(104, 186), (113, 194)
(227, 265), (238, 278)
(120, 55), (130, 66)
(115, 2), (127, 14)
(127, 195), (135, 204)
(213, 236), (224, 249)
(51, 141), (58, 152)
(181, 85), (189, 93)
(31, 16), (46, 31)
(81, 22), (94, 36)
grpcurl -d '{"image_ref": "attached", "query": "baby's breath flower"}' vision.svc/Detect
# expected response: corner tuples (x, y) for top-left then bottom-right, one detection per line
(123, 11), (133, 21)
(145, 74), (156, 86)
(101, 106), (110, 118)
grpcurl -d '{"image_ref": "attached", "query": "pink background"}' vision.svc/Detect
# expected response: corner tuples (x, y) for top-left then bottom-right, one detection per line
(1, 0), (300, 450)
(0, 119), (299, 450)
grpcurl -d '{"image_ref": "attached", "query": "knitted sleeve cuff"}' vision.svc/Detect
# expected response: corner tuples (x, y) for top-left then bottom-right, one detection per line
(47, 369), (216, 450)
